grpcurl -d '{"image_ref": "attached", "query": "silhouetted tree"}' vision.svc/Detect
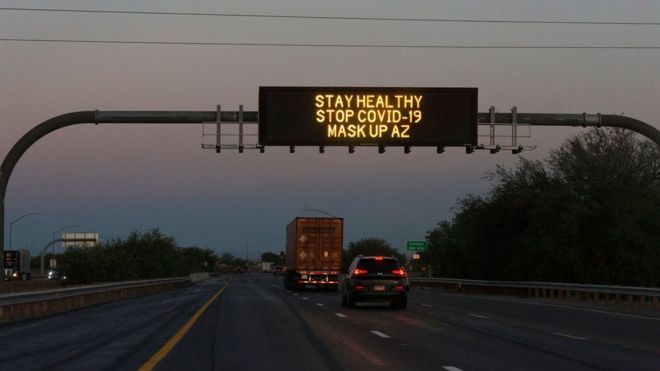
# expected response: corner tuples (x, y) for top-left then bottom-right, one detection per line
(426, 128), (660, 286)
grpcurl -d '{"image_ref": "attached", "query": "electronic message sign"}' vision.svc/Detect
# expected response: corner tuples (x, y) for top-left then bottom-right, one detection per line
(259, 87), (477, 147)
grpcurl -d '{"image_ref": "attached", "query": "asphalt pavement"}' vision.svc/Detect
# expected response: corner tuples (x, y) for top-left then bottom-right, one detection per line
(159, 274), (659, 371)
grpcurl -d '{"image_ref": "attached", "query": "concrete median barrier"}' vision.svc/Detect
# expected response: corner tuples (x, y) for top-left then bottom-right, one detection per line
(0, 278), (191, 323)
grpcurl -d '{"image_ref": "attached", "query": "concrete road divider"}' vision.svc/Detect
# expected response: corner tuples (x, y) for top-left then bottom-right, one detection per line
(410, 277), (660, 309)
(190, 272), (211, 283)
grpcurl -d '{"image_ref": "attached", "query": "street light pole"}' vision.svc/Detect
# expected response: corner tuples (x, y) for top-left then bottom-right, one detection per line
(9, 212), (43, 250)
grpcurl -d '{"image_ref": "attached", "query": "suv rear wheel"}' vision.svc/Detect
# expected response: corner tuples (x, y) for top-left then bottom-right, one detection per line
(390, 295), (407, 309)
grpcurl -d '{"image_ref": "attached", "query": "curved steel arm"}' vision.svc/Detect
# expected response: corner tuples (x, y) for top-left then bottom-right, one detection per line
(1, 109), (231, 276)
(1, 111), (96, 200)
(478, 112), (660, 146)
(600, 115), (660, 145)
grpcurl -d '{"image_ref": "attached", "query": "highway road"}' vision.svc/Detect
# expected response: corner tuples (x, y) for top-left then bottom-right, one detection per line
(1, 273), (658, 370)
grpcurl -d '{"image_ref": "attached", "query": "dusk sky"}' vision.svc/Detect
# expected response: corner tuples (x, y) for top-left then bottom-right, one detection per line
(1, 1), (659, 259)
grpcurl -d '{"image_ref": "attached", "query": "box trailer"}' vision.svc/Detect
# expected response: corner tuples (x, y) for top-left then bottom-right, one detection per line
(284, 217), (343, 291)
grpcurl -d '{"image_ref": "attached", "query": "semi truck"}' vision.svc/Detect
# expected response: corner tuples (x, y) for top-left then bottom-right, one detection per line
(3, 249), (31, 281)
(284, 217), (343, 291)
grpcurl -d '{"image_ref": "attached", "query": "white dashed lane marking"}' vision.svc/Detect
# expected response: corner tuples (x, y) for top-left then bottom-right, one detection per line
(303, 297), (310, 301)
(469, 313), (488, 319)
(553, 332), (587, 341)
(370, 330), (391, 339)
(316, 303), (325, 307)
(443, 367), (464, 371)
(335, 313), (347, 318)
(421, 303), (433, 308)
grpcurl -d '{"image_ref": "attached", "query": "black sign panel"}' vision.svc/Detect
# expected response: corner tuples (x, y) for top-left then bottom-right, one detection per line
(259, 87), (477, 146)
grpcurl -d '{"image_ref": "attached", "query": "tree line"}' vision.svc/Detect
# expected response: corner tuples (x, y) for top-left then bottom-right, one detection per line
(422, 128), (660, 287)
(57, 128), (658, 287)
(60, 229), (218, 284)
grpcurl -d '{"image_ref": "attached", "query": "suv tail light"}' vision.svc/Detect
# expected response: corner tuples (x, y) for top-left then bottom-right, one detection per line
(353, 268), (368, 276)
(392, 268), (407, 277)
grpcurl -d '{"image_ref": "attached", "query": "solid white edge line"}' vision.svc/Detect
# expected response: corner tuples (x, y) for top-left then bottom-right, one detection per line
(370, 330), (391, 338)
(335, 313), (347, 318)
(553, 332), (587, 341)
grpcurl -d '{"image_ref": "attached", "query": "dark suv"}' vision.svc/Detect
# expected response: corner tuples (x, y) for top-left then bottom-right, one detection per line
(341, 256), (409, 309)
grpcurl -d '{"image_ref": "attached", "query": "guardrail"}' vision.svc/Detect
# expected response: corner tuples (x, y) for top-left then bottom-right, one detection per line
(0, 277), (193, 322)
(409, 277), (660, 309)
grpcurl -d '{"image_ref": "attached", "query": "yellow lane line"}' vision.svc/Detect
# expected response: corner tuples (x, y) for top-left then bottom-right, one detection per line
(139, 276), (232, 371)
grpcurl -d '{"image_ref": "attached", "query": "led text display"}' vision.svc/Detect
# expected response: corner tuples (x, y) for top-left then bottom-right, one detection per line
(259, 87), (477, 147)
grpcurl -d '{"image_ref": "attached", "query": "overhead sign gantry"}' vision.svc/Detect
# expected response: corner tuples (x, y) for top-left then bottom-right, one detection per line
(2, 88), (660, 291)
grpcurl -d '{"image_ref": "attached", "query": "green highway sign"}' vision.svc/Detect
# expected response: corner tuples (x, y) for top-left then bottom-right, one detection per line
(406, 241), (428, 252)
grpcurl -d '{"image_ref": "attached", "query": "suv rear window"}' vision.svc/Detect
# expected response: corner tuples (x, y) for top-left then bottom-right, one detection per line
(356, 258), (400, 272)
